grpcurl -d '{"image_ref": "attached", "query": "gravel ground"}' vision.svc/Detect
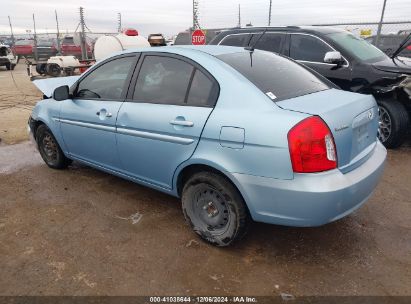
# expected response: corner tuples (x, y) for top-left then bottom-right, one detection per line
(0, 63), (410, 297)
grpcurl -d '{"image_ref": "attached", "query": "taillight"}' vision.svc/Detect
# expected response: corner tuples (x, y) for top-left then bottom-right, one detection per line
(288, 116), (337, 173)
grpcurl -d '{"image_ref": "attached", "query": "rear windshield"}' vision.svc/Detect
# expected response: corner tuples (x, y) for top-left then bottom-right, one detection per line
(38, 40), (54, 46)
(63, 37), (74, 44)
(217, 50), (330, 102)
(15, 40), (33, 46)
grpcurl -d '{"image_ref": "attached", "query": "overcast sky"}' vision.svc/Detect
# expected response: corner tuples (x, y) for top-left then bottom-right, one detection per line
(1, 0), (410, 37)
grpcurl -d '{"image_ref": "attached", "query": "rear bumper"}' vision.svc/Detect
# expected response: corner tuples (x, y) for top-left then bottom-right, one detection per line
(232, 141), (387, 227)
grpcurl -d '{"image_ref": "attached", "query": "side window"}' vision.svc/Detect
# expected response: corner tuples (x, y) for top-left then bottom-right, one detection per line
(250, 33), (285, 53)
(187, 70), (216, 107)
(75, 56), (135, 100)
(290, 34), (333, 63)
(133, 56), (193, 105)
(220, 34), (250, 47)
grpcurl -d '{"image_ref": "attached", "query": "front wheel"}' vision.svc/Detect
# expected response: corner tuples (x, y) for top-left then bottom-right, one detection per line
(36, 124), (71, 169)
(377, 99), (409, 149)
(182, 172), (250, 246)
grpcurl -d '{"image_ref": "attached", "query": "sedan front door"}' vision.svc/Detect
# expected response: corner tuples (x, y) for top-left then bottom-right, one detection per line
(59, 55), (137, 170)
(116, 54), (219, 190)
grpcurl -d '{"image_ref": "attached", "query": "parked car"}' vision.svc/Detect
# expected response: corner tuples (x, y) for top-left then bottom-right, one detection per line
(0, 37), (14, 47)
(12, 39), (34, 58)
(35, 38), (58, 59)
(365, 34), (411, 58)
(61, 36), (92, 58)
(148, 33), (167, 46)
(29, 46), (386, 246)
(0, 44), (18, 70)
(210, 26), (411, 148)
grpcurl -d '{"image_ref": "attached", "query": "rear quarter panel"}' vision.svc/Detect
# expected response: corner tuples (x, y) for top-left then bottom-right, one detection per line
(167, 48), (310, 189)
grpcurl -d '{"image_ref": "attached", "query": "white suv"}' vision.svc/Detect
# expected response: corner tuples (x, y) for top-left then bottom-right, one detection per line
(0, 44), (18, 70)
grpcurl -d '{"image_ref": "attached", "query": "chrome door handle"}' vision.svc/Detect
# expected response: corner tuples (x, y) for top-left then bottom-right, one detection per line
(170, 120), (194, 127)
(96, 111), (112, 117)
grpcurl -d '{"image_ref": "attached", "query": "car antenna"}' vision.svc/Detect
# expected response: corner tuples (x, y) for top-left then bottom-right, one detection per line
(245, 27), (267, 52)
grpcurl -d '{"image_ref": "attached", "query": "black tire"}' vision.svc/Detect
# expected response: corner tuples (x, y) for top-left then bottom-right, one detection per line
(377, 98), (409, 149)
(5, 63), (11, 70)
(36, 124), (71, 169)
(36, 63), (47, 75)
(182, 172), (250, 246)
(10, 64), (15, 70)
(46, 63), (61, 77)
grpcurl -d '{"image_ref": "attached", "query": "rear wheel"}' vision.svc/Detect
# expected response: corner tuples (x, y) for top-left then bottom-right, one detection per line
(46, 63), (61, 77)
(36, 63), (47, 75)
(36, 124), (71, 169)
(182, 172), (249, 246)
(377, 99), (409, 148)
(5, 63), (11, 70)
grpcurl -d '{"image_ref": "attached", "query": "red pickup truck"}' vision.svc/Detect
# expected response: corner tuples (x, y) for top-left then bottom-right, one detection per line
(12, 39), (34, 57)
(61, 36), (92, 58)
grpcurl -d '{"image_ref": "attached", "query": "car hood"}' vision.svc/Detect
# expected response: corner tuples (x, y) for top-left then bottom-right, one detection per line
(372, 57), (411, 74)
(33, 76), (80, 97)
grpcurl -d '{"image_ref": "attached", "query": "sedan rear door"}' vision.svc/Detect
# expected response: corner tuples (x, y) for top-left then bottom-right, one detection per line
(116, 53), (219, 190)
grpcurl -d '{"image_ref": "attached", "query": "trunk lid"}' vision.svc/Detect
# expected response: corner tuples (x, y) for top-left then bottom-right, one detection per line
(277, 89), (379, 172)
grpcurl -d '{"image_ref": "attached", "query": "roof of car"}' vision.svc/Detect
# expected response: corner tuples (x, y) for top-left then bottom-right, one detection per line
(217, 25), (346, 35)
(170, 45), (247, 56)
(122, 45), (247, 57)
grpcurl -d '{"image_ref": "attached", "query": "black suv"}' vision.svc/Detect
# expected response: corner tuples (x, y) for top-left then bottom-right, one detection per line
(210, 26), (411, 148)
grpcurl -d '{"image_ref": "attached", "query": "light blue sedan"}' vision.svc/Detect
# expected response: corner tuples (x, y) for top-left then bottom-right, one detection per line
(29, 46), (386, 246)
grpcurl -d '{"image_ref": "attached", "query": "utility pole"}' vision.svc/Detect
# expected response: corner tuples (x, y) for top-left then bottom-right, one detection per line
(193, 0), (200, 30)
(8, 16), (15, 45)
(117, 13), (122, 33)
(55, 10), (61, 54)
(268, 0), (272, 26)
(375, 0), (387, 47)
(237, 4), (241, 28)
(79, 7), (88, 60)
(33, 14), (38, 61)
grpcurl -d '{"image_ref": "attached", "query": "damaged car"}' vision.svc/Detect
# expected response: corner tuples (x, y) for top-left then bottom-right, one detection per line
(0, 44), (18, 70)
(210, 26), (411, 148)
(29, 46), (386, 246)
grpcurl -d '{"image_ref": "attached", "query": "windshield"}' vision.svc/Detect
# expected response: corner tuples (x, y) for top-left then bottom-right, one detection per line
(217, 50), (330, 102)
(327, 32), (387, 62)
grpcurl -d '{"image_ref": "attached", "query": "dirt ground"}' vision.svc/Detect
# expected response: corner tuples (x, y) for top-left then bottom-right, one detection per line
(0, 63), (410, 297)
(0, 63), (42, 144)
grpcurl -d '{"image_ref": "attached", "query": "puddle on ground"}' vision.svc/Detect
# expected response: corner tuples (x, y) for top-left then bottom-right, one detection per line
(0, 141), (43, 174)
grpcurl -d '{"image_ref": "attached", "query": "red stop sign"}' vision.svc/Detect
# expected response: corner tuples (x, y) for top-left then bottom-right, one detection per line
(192, 29), (206, 45)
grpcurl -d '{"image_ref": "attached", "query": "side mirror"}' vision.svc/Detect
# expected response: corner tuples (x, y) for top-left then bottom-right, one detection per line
(53, 85), (70, 101)
(324, 51), (344, 65)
